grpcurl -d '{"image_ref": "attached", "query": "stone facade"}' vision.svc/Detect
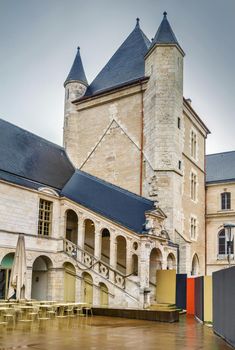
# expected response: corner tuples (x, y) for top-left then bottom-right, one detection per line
(0, 179), (177, 307)
(63, 42), (209, 275)
(206, 182), (235, 275)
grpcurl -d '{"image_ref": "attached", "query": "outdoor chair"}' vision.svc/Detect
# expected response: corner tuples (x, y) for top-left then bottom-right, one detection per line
(84, 306), (93, 317)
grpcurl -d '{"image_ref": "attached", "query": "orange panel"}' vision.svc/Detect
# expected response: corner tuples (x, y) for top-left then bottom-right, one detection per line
(186, 278), (195, 315)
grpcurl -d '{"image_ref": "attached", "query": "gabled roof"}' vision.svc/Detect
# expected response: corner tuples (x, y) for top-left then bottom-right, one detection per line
(0, 119), (75, 190)
(85, 19), (151, 97)
(61, 170), (155, 233)
(64, 47), (88, 87)
(206, 151), (235, 184)
(149, 12), (184, 54)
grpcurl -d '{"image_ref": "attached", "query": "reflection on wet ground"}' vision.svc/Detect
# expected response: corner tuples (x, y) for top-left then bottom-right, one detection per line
(0, 315), (231, 350)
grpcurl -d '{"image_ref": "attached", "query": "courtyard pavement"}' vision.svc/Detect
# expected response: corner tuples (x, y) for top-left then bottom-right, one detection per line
(0, 315), (231, 350)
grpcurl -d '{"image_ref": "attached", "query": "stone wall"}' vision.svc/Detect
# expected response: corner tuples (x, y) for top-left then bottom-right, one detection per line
(206, 182), (235, 275)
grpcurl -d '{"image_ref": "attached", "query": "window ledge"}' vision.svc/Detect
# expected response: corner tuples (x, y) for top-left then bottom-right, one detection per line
(217, 209), (233, 213)
(217, 254), (234, 260)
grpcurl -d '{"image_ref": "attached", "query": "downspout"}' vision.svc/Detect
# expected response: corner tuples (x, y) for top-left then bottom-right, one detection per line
(140, 80), (144, 196)
(204, 138), (207, 275)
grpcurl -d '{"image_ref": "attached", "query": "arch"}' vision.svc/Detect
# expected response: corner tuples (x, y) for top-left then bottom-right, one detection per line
(116, 235), (126, 274)
(82, 272), (93, 305)
(101, 228), (110, 264)
(99, 282), (109, 307)
(84, 219), (95, 255)
(31, 255), (53, 301)
(191, 254), (200, 276)
(149, 248), (162, 285)
(63, 262), (76, 302)
(167, 253), (176, 270)
(132, 254), (138, 276)
(65, 209), (78, 245)
(218, 228), (234, 255)
(1, 253), (15, 268)
(0, 253), (15, 300)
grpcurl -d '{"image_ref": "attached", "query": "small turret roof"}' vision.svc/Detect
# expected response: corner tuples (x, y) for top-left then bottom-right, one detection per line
(85, 19), (151, 96)
(64, 47), (88, 86)
(150, 12), (184, 53)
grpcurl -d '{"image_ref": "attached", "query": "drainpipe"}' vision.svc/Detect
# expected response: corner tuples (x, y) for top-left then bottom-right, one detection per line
(204, 138), (207, 275)
(139, 80), (144, 196)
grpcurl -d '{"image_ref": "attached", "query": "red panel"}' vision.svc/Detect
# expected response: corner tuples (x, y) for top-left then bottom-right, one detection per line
(186, 278), (195, 315)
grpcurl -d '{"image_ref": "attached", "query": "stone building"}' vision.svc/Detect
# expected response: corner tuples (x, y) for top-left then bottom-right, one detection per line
(206, 151), (235, 275)
(64, 13), (210, 276)
(0, 13), (214, 306)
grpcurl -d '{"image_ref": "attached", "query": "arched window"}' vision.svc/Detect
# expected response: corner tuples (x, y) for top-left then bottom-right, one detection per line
(221, 192), (231, 210)
(218, 229), (234, 256)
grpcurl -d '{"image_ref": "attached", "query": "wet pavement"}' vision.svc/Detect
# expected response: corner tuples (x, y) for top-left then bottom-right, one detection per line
(0, 315), (231, 350)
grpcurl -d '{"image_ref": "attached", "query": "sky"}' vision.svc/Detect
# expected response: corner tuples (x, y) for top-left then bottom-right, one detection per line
(0, 0), (235, 155)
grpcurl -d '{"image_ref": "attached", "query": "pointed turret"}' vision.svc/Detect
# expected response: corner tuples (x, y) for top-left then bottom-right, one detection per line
(148, 12), (184, 56)
(64, 47), (88, 87)
(63, 46), (88, 149)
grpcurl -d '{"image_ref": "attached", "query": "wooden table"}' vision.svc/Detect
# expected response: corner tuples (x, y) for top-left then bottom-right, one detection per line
(38, 304), (53, 318)
(17, 305), (33, 321)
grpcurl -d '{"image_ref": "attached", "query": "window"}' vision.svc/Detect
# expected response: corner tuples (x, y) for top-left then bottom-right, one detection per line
(190, 217), (197, 239)
(190, 130), (197, 159)
(38, 199), (53, 236)
(178, 117), (181, 129)
(178, 160), (182, 170)
(190, 172), (197, 201)
(221, 192), (231, 210)
(218, 229), (234, 256)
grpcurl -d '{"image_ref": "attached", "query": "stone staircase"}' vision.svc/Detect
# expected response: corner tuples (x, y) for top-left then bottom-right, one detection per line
(63, 238), (141, 307)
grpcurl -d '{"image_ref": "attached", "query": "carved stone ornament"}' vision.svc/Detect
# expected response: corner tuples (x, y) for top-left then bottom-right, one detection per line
(148, 174), (158, 199)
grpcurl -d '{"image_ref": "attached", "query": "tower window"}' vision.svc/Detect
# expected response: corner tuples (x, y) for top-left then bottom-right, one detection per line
(190, 130), (197, 159)
(178, 160), (181, 170)
(178, 117), (181, 129)
(190, 217), (197, 239)
(38, 199), (53, 236)
(190, 172), (197, 201)
(221, 192), (231, 210)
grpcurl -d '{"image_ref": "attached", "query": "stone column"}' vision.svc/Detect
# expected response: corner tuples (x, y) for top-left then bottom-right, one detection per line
(75, 274), (82, 302)
(126, 239), (133, 275)
(139, 240), (151, 308)
(94, 230), (102, 260)
(77, 217), (85, 262)
(77, 217), (84, 248)
(109, 234), (117, 283)
(110, 234), (117, 268)
(25, 267), (32, 300)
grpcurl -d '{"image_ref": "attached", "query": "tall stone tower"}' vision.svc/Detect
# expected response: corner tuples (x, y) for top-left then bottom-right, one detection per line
(63, 47), (88, 162)
(143, 12), (185, 240)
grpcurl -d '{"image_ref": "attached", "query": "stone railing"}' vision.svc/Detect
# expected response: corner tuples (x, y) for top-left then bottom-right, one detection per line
(63, 239), (126, 289)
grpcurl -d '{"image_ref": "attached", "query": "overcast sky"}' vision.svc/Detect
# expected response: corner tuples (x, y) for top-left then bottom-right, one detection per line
(0, 0), (235, 155)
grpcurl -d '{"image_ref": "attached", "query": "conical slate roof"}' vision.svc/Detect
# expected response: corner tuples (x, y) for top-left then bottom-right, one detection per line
(64, 47), (88, 86)
(150, 12), (184, 53)
(85, 19), (151, 96)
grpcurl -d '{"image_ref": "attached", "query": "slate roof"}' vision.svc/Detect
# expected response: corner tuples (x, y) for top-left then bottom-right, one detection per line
(0, 118), (155, 234)
(0, 119), (75, 190)
(84, 19), (151, 97)
(61, 170), (155, 233)
(150, 12), (184, 53)
(206, 151), (235, 184)
(64, 47), (88, 86)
